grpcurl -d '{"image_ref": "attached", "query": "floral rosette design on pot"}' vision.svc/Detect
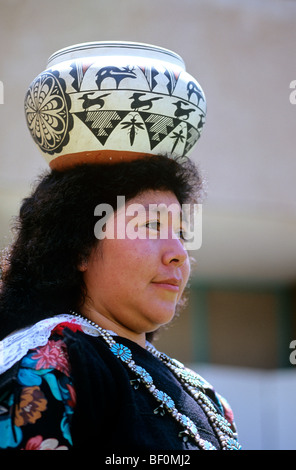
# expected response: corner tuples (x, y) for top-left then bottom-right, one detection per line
(24, 70), (73, 156)
(24, 41), (206, 170)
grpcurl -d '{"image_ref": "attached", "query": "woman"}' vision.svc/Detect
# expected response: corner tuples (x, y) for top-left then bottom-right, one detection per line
(0, 155), (241, 450)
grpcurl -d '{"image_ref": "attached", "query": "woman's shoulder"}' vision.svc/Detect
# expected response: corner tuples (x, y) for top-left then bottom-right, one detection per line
(13, 320), (115, 385)
(18, 327), (72, 377)
(0, 325), (78, 450)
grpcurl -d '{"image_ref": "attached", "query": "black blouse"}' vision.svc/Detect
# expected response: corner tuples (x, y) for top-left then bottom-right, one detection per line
(0, 324), (237, 451)
(64, 329), (222, 450)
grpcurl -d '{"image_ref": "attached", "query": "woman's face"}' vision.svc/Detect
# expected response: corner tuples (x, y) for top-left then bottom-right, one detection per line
(80, 189), (190, 344)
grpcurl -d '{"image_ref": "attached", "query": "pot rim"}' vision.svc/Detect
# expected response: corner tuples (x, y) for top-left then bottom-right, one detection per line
(47, 40), (185, 69)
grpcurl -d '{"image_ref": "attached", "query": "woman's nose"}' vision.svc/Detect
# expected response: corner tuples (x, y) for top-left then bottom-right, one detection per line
(162, 237), (188, 267)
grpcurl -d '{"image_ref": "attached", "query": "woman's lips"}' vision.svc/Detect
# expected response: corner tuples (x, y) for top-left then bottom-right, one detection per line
(151, 278), (181, 292)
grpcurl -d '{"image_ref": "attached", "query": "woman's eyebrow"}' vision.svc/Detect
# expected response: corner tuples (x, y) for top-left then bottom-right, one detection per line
(140, 203), (182, 215)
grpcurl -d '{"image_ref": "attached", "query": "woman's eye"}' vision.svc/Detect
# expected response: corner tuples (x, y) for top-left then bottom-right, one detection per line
(175, 227), (188, 241)
(177, 229), (186, 240)
(145, 220), (187, 241)
(145, 220), (160, 231)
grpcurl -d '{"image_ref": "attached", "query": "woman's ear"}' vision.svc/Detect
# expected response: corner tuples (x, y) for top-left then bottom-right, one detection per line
(77, 255), (88, 272)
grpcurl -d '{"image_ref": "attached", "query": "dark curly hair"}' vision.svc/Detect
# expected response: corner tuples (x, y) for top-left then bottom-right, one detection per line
(0, 155), (204, 340)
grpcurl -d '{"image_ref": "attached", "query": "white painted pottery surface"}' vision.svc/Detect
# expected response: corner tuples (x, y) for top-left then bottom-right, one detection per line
(24, 42), (206, 169)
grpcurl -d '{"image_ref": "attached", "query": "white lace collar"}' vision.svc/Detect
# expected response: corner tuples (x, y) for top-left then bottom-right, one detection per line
(0, 314), (103, 375)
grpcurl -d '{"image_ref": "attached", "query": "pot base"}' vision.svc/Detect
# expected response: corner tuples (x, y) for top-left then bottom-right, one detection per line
(49, 149), (155, 170)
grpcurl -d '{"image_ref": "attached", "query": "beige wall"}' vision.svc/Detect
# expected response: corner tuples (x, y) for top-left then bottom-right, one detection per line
(153, 304), (194, 364)
(0, 0), (296, 283)
(156, 285), (289, 369)
(208, 289), (278, 368)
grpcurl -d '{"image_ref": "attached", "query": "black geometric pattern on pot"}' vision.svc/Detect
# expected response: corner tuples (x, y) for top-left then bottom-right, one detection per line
(138, 65), (181, 96)
(75, 110), (129, 145)
(183, 123), (200, 156)
(187, 81), (205, 106)
(138, 65), (160, 91)
(24, 70), (73, 155)
(95, 66), (137, 90)
(138, 112), (181, 150)
(163, 69), (181, 95)
(69, 62), (81, 92)
(69, 61), (94, 92)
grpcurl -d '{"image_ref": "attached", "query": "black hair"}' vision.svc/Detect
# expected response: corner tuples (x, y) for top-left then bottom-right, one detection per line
(0, 155), (204, 340)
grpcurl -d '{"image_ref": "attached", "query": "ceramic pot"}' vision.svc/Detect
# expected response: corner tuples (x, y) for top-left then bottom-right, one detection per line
(24, 41), (206, 170)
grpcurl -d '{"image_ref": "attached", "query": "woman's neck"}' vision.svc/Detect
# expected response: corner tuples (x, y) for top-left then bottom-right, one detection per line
(79, 303), (147, 348)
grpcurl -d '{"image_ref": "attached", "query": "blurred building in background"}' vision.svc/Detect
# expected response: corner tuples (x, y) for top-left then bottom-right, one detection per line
(0, 0), (295, 450)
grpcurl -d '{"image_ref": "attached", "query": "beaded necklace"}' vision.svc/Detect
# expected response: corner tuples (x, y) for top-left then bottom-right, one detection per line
(70, 312), (241, 450)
